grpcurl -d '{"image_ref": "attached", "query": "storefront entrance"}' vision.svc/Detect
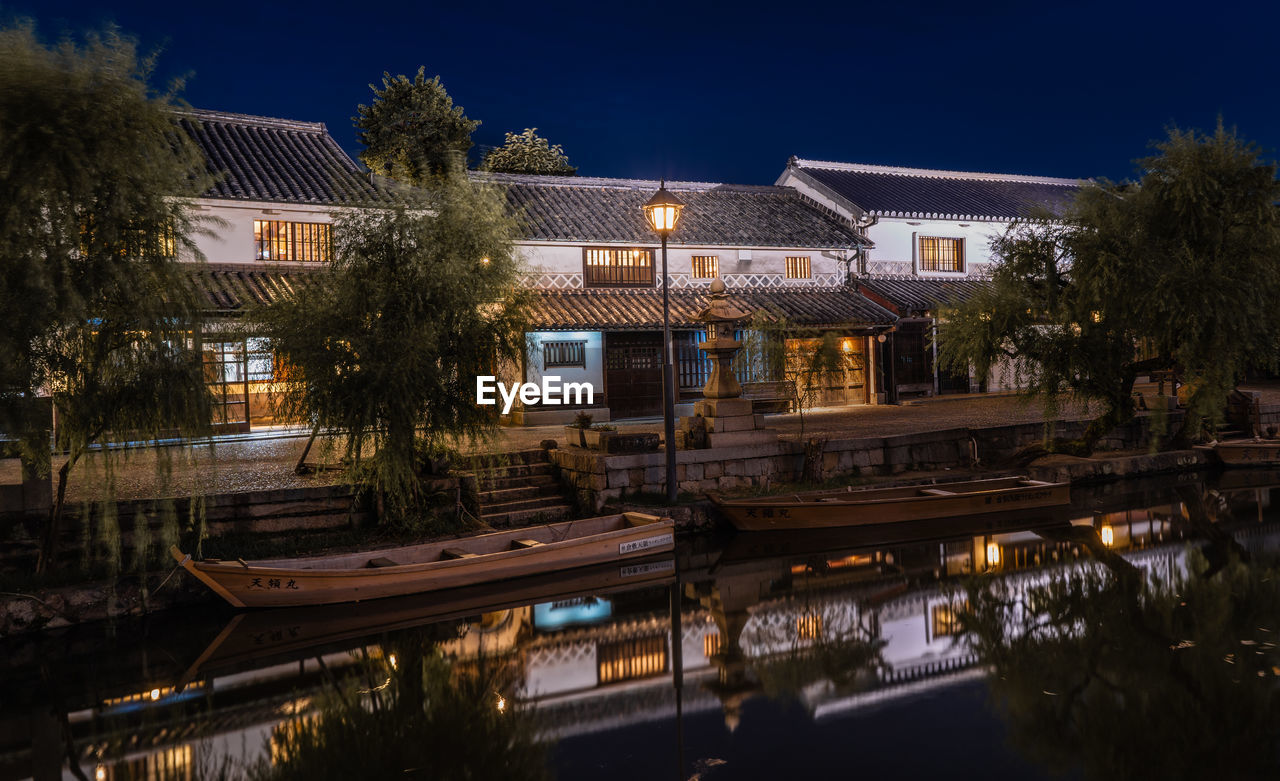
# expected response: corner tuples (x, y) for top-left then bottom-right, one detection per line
(605, 332), (664, 418)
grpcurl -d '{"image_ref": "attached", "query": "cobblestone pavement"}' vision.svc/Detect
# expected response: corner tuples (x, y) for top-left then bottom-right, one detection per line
(6, 381), (1279, 504)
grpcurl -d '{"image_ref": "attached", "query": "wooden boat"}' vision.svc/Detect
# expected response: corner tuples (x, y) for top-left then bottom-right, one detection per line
(170, 512), (674, 608)
(175, 554), (675, 689)
(711, 476), (1069, 531)
(1213, 440), (1280, 467)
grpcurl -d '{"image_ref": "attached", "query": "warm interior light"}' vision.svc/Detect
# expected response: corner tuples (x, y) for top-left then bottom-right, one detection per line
(480, 256), (490, 265)
(96, 767), (106, 781)
(986, 542), (1001, 567)
(496, 695), (507, 713)
(149, 688), (161, 701)
(388, 654), (397, 669)
(1100, 525), (1115, 546)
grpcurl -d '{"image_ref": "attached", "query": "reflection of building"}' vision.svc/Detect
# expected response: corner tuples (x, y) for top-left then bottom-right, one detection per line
(13, 487), (1280, 777)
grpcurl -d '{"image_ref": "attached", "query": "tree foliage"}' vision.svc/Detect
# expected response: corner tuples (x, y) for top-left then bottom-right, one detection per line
(0, 23), (213, 572)
(255, 176), (529, 527)
(250, 640), (549, 780)
(939, 123), (1280, 454)
(962, 532), (1280, 779)
(354, 67), (479, 186)
(483, 128), (576, 176)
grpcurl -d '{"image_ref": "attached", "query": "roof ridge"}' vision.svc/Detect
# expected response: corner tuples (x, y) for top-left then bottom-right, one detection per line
(474, 171), (788, 194)
(791, 157), (1083, 186)
(174, 108), (327, 134)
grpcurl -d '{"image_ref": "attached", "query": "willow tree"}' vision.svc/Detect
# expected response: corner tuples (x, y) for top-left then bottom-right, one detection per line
(0, 24), (213, 573)
(256, 174), (529, 527)
(483, 128), (577, 175)
(939, 123), (1280, 455)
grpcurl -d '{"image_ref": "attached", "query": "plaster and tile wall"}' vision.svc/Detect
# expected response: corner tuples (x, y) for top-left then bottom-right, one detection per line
(517, 243), (849, 289)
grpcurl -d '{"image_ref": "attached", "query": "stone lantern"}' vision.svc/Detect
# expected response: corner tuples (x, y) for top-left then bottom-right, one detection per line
(696, 279), (752, 399)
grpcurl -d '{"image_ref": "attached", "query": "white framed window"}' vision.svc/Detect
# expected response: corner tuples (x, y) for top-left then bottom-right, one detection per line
(918, 236), (964, 272)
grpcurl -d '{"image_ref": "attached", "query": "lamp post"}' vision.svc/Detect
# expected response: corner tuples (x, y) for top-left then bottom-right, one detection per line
(642, 181), (685, 504)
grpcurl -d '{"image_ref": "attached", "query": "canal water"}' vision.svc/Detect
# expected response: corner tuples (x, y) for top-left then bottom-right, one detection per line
(4, 469), (1280, 780)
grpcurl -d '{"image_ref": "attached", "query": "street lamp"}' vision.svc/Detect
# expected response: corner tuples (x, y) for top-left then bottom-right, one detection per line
(642, 181), (685, 504)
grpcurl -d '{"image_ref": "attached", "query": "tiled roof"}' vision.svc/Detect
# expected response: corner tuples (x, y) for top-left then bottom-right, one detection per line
(176, 109), (387, 205)
(853, 275), (987, 318)
(188, 264), (323, 313)
(786, 158), (1083, 221)
(530, 287), (895, 331)
(477, 172), (870, 249)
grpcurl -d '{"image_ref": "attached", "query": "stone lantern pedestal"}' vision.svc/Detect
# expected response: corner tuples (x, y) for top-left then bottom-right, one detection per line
(679, 280), (778, 448)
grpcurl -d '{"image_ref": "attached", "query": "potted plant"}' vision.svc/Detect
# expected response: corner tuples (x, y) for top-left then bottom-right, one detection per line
(564, 412), (622, 450)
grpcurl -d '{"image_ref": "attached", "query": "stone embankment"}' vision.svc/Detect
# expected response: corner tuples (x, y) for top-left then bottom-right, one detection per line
(554, 414), (1180, 512)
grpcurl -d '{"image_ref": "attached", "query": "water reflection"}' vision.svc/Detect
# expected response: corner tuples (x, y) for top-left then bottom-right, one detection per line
(4, 470), (1280, 779)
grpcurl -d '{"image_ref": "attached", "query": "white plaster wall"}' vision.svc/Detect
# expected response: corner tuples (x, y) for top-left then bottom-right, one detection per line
(516, 242), (847, 284)
(522, 644), (598, 697)
(864, 217), (1007, 277)
(523, 331), (605, 401)
(182, 198), (335, 266)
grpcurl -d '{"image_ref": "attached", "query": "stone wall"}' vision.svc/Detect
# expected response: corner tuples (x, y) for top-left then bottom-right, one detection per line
(552, 413), (1180, 512)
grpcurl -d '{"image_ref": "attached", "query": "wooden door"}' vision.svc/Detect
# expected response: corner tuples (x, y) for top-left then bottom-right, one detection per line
(606, 332), (664, 418)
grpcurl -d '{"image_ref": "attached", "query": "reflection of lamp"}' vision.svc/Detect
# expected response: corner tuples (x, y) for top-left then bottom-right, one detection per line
(986, 542), (1001, 567)
(1101, 525), (1115, 547)
(642, 182), (686, 504)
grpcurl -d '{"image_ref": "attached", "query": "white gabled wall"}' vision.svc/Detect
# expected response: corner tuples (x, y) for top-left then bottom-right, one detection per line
(181, 198), (335, 266)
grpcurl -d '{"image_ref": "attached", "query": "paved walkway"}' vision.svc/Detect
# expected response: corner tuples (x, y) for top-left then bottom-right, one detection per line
(5, 381), (1279, 504)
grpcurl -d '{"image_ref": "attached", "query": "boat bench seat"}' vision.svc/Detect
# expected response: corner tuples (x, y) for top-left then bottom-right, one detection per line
(511, 538), (543, 549)
(365, 556), (399, 568)
(919, 488), (956, 496)
(442, 547), (478, 560)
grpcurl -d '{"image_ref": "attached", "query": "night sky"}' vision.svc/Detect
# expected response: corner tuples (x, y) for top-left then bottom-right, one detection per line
(21, 0), (1280, 185)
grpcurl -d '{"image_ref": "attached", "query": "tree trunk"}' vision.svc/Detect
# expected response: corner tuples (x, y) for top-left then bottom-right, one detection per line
(36, 448), (82, 576)
(802, 437), (827, 483)
(294, 424), (320, 474)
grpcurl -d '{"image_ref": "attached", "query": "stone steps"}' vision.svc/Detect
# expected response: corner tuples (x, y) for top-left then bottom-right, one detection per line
(463, 447), (576, 527)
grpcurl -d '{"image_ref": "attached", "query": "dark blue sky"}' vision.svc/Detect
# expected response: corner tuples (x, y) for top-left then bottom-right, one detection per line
(22, 0), (1279, 185)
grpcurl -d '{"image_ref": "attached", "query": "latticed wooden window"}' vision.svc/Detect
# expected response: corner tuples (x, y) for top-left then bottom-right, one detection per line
(691, 255), (719, 278)
(543, 340), (586, 368)
(598, 634), (668, 683)
(703, 632), (723, 658)
(254, 220), (333, 262)
(919, 237), (964, 272)
(583, 247), (655, 287)
(785, 256), (811, 279)
(931, 602), (967, 637)
(796, 613), (823, 640)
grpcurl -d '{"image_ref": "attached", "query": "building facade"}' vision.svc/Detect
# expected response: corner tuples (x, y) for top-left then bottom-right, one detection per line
(483, 172), (896, 423)
(778, 158), (1083, 398)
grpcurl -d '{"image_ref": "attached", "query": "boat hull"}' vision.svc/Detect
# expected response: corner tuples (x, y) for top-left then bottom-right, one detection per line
(172, 513), (675, 608)
(713, 478), (1069, 531)
(1215, 441), (1280, 467)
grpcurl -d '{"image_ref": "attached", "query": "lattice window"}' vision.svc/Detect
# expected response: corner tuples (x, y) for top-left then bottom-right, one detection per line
(919, 237), (964, 272)
(796, 613), (823, 640)
(584, 247), (654, 287)
(543, 340), (586, 368)
(931, 602), (967, 638)
(598, 634), (667, 684)
(691, 255), (719, 279)
(785, 256), (811, 279)
(704, 632), (723, 658)
(254, 220), (332, 262)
